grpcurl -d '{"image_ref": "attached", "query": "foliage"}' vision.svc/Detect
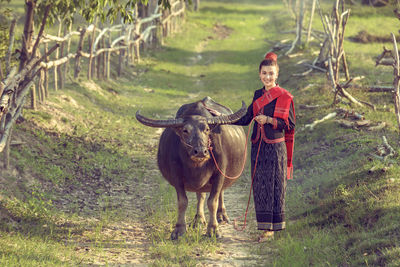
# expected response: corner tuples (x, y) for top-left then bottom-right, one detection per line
(0, 0), (11, 75)
(33, 0), (174, 26)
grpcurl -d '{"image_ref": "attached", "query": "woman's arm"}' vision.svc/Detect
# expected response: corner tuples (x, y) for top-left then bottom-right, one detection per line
(255, 102), (295, 130)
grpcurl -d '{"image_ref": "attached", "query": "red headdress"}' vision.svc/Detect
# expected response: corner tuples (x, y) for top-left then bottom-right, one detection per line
(265, 52), (277, 62)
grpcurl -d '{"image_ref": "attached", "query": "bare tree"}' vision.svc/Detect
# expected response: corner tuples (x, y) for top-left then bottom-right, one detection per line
(286, 0), (306, 55)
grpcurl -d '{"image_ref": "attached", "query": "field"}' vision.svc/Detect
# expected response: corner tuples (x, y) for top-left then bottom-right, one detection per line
(1, 0), (400, 266)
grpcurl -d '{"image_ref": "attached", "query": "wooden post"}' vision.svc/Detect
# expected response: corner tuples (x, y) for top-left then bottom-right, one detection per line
(87, 34), (92, 79)
(30, 83), (36, 110)
(97, 39), (102, 79)
(35, 50), (42, 103)
(125, 27), (131, 66)
(74, 27), (87, 79)
(118, 27), (126, 77)
(54, 19), (62, 91)
(64, 23), (72, 84)
(59, 26), (67, 90)
(88, 20), (98, 80)
(102, 36), (107, 79)
(38, 68), (45, 103)
(44, 43), (49, 99)
(342, 50), (350, 80)
(106, 32), (111, 79)
(391, 32), (400, 132)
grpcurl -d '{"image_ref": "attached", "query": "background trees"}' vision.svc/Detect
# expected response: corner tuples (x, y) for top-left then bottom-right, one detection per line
(0, 0), (189, 168)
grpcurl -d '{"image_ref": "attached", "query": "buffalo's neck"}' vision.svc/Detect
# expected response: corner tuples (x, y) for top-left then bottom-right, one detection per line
(182, 162), (214, 191)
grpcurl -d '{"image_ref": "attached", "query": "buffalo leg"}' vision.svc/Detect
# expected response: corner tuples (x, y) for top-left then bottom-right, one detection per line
(171, 185), (188, 240)
(217, 190), (230, 224)
(206, 177), (224, 238)
(192, 192), (206, 228)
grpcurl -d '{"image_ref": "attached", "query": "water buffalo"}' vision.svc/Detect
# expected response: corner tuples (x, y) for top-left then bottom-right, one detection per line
(136, 97), (246, 239)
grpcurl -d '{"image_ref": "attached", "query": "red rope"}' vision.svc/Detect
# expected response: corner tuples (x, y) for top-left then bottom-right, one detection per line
(208, 118), (255, 180)
(208, 118), (261, 231)
(233, 139), (261, 231)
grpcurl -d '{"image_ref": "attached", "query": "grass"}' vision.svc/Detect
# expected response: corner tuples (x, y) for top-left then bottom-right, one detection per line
(1, 0), (400, 266)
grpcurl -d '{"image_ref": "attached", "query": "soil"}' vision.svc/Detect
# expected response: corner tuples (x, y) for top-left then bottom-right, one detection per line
(349, 30), (400, 43)
(194, 181), (271, 267)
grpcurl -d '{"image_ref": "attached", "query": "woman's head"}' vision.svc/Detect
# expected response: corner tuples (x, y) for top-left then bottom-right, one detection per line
(259, 52), (279, 90)
(259, 52), (279, 73)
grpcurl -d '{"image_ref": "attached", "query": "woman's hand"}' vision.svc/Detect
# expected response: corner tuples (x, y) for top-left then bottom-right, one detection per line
(255, 115), (272, 125)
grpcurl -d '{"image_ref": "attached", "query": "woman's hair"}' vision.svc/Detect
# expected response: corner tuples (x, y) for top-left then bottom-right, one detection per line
(259, 52), (279, 73)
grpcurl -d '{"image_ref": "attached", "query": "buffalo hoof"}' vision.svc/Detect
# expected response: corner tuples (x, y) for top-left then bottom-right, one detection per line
(217, 212), (230, 224)
(206, 226), (222, 239)
(191, 214), (206, 228)
(171, 224), (186, 240)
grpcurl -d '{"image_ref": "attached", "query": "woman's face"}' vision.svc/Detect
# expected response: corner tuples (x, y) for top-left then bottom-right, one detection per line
(259, 65), (278, 90)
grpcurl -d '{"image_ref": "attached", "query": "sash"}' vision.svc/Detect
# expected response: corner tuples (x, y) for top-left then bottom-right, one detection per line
(252, 86), (295, 179)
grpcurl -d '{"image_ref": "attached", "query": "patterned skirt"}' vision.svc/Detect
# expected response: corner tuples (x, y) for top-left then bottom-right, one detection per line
(251, 141), (287, 231)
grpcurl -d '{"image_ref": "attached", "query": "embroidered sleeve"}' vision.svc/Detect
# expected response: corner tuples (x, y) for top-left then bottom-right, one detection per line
(274, 103), (295, 130)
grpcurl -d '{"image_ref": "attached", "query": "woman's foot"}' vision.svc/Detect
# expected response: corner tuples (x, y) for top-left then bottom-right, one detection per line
(258, 230), (274, 242)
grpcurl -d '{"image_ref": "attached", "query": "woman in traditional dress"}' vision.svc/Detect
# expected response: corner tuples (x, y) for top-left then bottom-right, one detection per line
(234, 52), (295, 242)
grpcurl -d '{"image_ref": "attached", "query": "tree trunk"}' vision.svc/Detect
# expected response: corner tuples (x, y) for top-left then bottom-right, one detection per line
(6, 19), (16, 74)
(4, 0), (35, 168)
(19, 0), (35, 72)
(286, 0), (305, 55)
(193, 0), (200, 11)
(306, 0), (317, 44)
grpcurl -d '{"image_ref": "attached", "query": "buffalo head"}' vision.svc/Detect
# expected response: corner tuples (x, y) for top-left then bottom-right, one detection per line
(135, 101), (246, 163)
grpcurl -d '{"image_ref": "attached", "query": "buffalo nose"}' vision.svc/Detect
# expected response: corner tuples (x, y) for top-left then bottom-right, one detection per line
(193, 147), (209, 157)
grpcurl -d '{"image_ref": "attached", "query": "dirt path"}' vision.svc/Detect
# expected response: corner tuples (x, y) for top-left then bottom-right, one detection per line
(65, 16), (269, 267)
(51, 164), (159, 266)
(195, 178), (269, 267)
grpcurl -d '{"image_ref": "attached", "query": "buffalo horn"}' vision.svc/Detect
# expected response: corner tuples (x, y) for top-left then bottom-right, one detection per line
(206, 101), (247, 125)
(136, 110), (185, 128)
